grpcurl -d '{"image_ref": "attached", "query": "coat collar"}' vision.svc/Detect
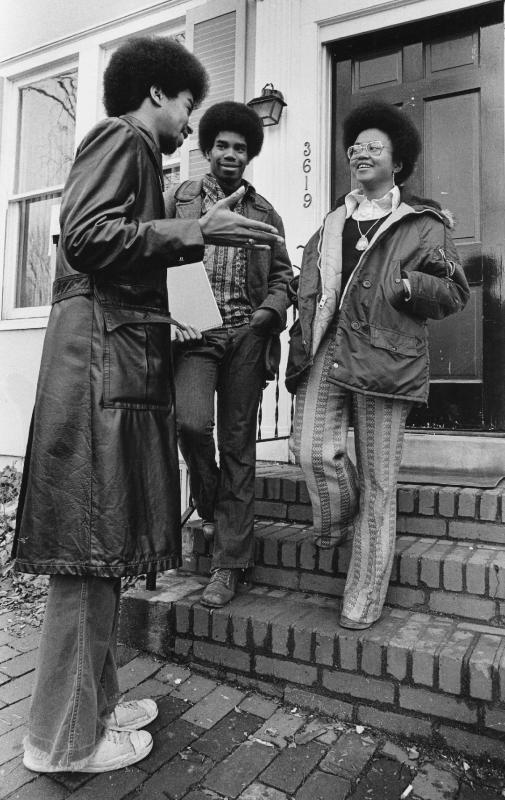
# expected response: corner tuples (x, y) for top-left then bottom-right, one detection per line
(121, 115), (163, 177)
(344, 186), (401, 219)
(335, 188), (453, 229)
(174, 175), (271, 212)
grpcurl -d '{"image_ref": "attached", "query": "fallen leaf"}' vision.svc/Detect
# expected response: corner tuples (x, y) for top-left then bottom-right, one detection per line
(294, 728), (327, 745)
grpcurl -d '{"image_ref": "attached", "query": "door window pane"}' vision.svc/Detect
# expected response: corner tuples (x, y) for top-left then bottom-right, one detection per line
(16, 71), (77, 193)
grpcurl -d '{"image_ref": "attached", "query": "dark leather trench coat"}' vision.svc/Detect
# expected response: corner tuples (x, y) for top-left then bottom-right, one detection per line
(13, 115), (205, 577)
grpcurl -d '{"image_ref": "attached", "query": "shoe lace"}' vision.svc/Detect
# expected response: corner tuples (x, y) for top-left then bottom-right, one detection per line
(209, 568), (233, 586)
(117, 700), (138, 711)
(102, 729), (124, 745)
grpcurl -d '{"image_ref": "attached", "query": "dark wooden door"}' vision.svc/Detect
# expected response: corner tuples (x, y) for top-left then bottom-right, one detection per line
(331, 3), (505, 430)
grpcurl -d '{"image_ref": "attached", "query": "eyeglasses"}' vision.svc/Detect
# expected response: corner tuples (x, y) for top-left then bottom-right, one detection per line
(347, 140), (390, 160)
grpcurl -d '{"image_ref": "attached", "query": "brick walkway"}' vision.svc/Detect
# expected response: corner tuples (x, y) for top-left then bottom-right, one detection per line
(1, 610), (504, 800)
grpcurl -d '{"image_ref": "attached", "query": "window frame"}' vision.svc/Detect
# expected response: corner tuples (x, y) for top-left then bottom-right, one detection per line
(1, 61), (79, 322)
(0, 1), (242, 330)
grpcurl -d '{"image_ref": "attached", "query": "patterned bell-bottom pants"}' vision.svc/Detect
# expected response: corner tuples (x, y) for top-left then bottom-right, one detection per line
(291, 329), (411, 625)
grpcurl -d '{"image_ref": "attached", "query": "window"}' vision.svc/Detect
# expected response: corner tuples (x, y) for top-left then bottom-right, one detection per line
(184, 0), (246, 179)
(3, 67), (77, 317)
(163, 162), (182, 189)
(0, 0), (245, 324)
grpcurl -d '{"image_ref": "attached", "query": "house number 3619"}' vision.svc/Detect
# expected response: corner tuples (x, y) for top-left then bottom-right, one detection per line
(303, 142), (312, 208)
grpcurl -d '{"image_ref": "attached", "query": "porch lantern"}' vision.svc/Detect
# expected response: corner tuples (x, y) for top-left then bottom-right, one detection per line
(247, 83), (287, 127)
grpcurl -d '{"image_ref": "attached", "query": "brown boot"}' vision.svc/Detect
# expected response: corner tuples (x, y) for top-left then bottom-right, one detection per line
(201, 568), (239, 608)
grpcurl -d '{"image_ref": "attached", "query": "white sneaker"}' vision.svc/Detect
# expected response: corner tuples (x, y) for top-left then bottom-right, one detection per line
(23, 729), (153, 773)
(81, 729), (153, 772)
(105, 698), (158, 730)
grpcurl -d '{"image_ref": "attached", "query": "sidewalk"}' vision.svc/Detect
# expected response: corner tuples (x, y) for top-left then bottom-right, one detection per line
(0, 609), (504, 800)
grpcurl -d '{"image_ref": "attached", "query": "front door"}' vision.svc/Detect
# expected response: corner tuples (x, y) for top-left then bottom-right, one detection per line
(331, 3), (505, 430)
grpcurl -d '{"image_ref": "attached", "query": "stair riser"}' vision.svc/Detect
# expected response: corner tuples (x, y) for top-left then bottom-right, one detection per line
(119, 584), (505, 764)
(185, 525), (505, 625)
(255, 477), (505, 545)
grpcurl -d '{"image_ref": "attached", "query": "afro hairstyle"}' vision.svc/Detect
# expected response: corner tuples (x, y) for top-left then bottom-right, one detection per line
(103, 36), (209, 117)
(198, 101), (264, 160)
(343, 100), (421, 184)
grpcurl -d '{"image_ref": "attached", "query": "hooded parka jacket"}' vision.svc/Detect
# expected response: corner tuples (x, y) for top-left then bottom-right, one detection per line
(13, 115), (205, 577)
(286, 192), (470, 402)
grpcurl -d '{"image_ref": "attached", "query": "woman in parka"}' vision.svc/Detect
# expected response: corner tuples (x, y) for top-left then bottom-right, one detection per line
(286, 101), (469, 630)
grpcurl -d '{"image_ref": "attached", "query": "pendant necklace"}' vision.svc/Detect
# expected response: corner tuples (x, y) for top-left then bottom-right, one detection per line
(355, 217), (384, 251)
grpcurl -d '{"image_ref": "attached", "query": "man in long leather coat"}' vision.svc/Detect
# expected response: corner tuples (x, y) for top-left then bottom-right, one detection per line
(13, 37), (284, 775)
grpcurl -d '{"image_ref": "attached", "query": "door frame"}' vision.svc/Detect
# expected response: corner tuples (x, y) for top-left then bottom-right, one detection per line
(307, 0), (505, 483)
(311, 0), (502, 223)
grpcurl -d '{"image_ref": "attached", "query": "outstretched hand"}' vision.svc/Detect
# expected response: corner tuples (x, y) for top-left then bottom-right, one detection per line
(199, 186), (283, 250)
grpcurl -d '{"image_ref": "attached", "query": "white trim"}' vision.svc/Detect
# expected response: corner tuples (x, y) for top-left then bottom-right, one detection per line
(0, 318), (48, 331)
(0, 0), (194, 65)
(430, 379), (483, 384)
(316, 29), (333, 225)
(312, 0), (495, 41)
(9, 185), (65, 202)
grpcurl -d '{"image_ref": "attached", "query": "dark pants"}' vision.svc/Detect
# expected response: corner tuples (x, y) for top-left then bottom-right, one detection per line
(174, 324), (267, 569)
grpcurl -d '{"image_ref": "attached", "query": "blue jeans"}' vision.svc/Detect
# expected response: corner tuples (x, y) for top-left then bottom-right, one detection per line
(175, 324), (267, 570)
(26, 575), (121, 768)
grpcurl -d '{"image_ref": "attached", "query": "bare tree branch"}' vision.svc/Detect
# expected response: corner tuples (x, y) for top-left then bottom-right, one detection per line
(25, 74), (77, 122)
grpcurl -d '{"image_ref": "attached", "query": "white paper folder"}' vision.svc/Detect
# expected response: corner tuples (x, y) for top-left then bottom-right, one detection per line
(166, 261), (222, 336)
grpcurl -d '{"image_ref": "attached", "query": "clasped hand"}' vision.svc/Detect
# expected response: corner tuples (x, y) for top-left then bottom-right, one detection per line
(199, 186), (283, 250)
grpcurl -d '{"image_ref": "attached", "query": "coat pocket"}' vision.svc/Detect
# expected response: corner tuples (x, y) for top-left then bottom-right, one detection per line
(369, 324), (418, 357)
(102, 307), (173, 410)
(384, 260), (407, 310)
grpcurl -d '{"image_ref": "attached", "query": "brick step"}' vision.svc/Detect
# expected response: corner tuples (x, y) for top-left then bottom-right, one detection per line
(184, 520), (505, 625)
(254, 463), (505, 544)
(119, 572), (505, 761)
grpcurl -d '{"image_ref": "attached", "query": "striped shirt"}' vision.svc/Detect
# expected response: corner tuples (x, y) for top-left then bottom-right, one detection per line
(202, 173), (253, 328)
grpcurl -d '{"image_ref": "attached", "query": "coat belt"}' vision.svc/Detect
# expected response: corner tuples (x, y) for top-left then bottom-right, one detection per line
(52, 274), (93, 303)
